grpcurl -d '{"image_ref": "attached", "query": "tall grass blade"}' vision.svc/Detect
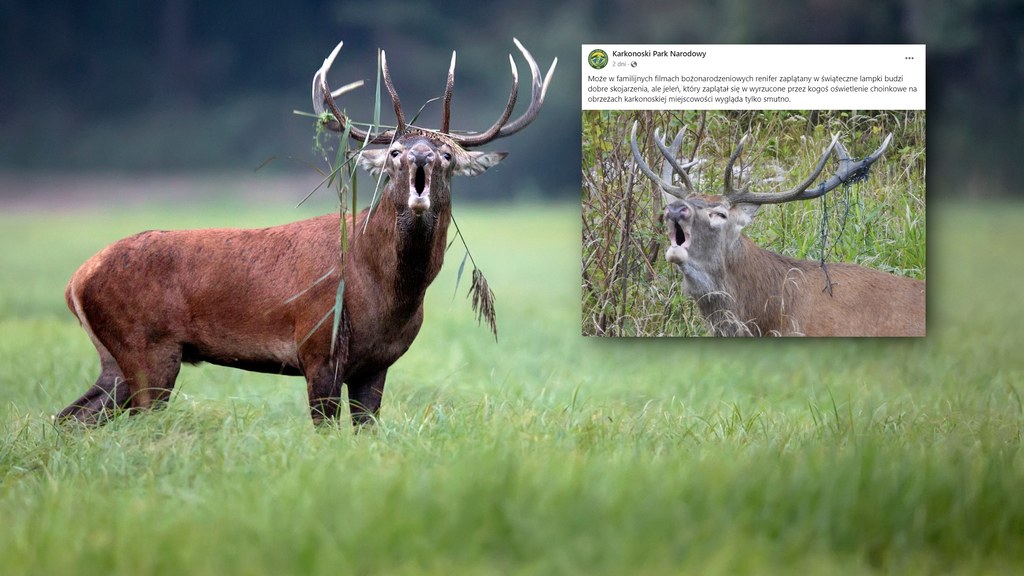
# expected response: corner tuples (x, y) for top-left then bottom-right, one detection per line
(351, 165), (358, 232)
(373, 49), (382, 137)
(408, 97), (440, 127)
(330, 279), (345, 356)
(296, 164), (342, 208)
(253, 156), (276, 172)
(364, 49), (390, 231)
(339, 121), (351, 250)
(453, 249), (470, 301)
(298, 306), (335, 348)
(283, 267), (336, 304)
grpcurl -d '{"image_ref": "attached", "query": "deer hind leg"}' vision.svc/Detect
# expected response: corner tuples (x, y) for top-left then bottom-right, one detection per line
(61, 275), (181, 423)
(56, 343), (131, 425)
(58, 288), (134, 424)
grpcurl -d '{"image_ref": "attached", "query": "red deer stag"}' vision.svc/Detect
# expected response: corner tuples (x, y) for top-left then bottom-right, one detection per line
(56, 39), (556, 424)
(630, 122), (925, 337)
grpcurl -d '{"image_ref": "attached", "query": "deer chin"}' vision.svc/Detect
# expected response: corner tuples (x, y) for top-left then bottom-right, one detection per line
(408, 166), (431, 214)
(665, 245), (688, 264)
(407, 190), (431, 214)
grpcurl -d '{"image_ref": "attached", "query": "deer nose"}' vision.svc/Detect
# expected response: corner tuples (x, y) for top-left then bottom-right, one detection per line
(409, 148), (434, 168)
(665, 202), (690, 222)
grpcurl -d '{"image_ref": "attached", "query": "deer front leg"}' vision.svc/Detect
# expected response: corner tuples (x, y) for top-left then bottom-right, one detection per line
(347, 370), (387, 426)
(305, 361), (343, 424)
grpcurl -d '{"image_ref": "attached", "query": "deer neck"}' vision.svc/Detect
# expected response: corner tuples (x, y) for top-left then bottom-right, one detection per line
(677, 248), (742, 336)
(721, 237), (814, 335)
(349, 200), (451, 313)
(678, 236), (805, 336)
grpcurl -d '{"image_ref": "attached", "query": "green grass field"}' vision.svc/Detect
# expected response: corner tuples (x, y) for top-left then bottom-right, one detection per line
(1, 198), (1022, 574)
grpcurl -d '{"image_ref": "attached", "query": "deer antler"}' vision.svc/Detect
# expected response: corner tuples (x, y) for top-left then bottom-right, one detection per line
(793, 133), (894, 201)
(723, 133), (892, 205)
(312, 41), (400, 145)
(380, 51), (406, 134)
(496, 38), (558, 138)
(652, 127), (699, 196)
(440, 51), (456, 134)
(313, 39), (556, 149)
(444, 38), (557, 147)
(630, 121), (699, 200)
(443, 53), (519, 147)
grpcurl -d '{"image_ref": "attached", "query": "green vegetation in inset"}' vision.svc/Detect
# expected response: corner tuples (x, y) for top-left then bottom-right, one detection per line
(582, 110), (926, 336)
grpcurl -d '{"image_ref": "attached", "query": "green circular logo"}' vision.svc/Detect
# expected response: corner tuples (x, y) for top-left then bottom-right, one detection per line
(588, 49), (609, 70)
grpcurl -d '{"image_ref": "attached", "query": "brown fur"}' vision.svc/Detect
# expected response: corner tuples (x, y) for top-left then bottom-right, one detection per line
(718, 237), (926, 336)
(666, 197), (926, 337)
(58, 134), (496, 425)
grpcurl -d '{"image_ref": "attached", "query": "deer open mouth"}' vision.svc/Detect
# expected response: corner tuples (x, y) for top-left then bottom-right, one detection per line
(665, 218), (691, 264)
(408, 166), (431, 214)
(671, 220), (688, 248)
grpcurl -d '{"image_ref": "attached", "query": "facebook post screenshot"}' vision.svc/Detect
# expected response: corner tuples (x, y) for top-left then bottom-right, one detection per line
(581, 45), (926, 337)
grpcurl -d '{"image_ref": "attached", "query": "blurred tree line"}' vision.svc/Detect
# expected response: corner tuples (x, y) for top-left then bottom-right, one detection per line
(1, 0), (1020, 197)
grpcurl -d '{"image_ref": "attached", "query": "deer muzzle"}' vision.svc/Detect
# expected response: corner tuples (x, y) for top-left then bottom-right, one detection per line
(664, 202), (692, 265)
(407, 149), (434, 214)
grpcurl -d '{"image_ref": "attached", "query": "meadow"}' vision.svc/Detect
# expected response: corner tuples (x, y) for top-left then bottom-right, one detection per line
(0, 193), (1021, 574)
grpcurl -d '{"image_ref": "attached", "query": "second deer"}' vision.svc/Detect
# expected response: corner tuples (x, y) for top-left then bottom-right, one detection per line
(631, 122), (925, 337)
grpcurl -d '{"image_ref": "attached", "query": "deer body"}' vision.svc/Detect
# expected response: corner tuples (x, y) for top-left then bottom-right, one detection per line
(61, 204), (444, 418)
(676, 227), (925, 336)
(57, 39), (555, 424)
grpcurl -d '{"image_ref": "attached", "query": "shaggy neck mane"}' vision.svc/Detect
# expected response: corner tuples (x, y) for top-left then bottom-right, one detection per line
(349, 198), (452, 314)
(686, 236), (817, 336)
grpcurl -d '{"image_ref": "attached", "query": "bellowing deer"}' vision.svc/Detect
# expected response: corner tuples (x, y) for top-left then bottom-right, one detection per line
(56, 39), (556, 424)
(630, 122), (925, 337)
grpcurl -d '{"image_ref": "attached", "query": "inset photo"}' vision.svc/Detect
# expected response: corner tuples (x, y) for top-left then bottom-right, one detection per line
(582, 110), (926, 337)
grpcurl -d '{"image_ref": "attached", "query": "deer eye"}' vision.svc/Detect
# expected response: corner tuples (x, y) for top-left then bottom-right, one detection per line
(390, 149), (401, 158)
(709, 209), (728, 220)
(442, 152), (452, 162)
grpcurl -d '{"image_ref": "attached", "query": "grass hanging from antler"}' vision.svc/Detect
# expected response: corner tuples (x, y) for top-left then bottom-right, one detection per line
(295, 56), (383, 358)
(305, 49), (500, 343)
(469, 269), (498, 341)
(449, 213), (498, 341)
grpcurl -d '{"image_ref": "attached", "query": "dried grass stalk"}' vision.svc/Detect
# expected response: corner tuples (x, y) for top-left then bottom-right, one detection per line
(469, 268), (498, 341)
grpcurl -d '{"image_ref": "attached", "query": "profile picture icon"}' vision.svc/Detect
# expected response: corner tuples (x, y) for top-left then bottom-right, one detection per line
(588, 49), (609, 70)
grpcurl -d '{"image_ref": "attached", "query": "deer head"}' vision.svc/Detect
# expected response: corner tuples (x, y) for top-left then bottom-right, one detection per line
(631, 122), (892, 275)
(312, 40), (556, 225)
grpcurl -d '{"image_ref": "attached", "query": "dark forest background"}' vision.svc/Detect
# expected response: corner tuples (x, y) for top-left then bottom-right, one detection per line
(1, 0), (1020, 198)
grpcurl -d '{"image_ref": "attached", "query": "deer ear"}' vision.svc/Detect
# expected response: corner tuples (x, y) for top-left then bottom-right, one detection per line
(355, 149), (388, 176)
(454, 151), (508, 177)
(730, 203), (760, 229)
